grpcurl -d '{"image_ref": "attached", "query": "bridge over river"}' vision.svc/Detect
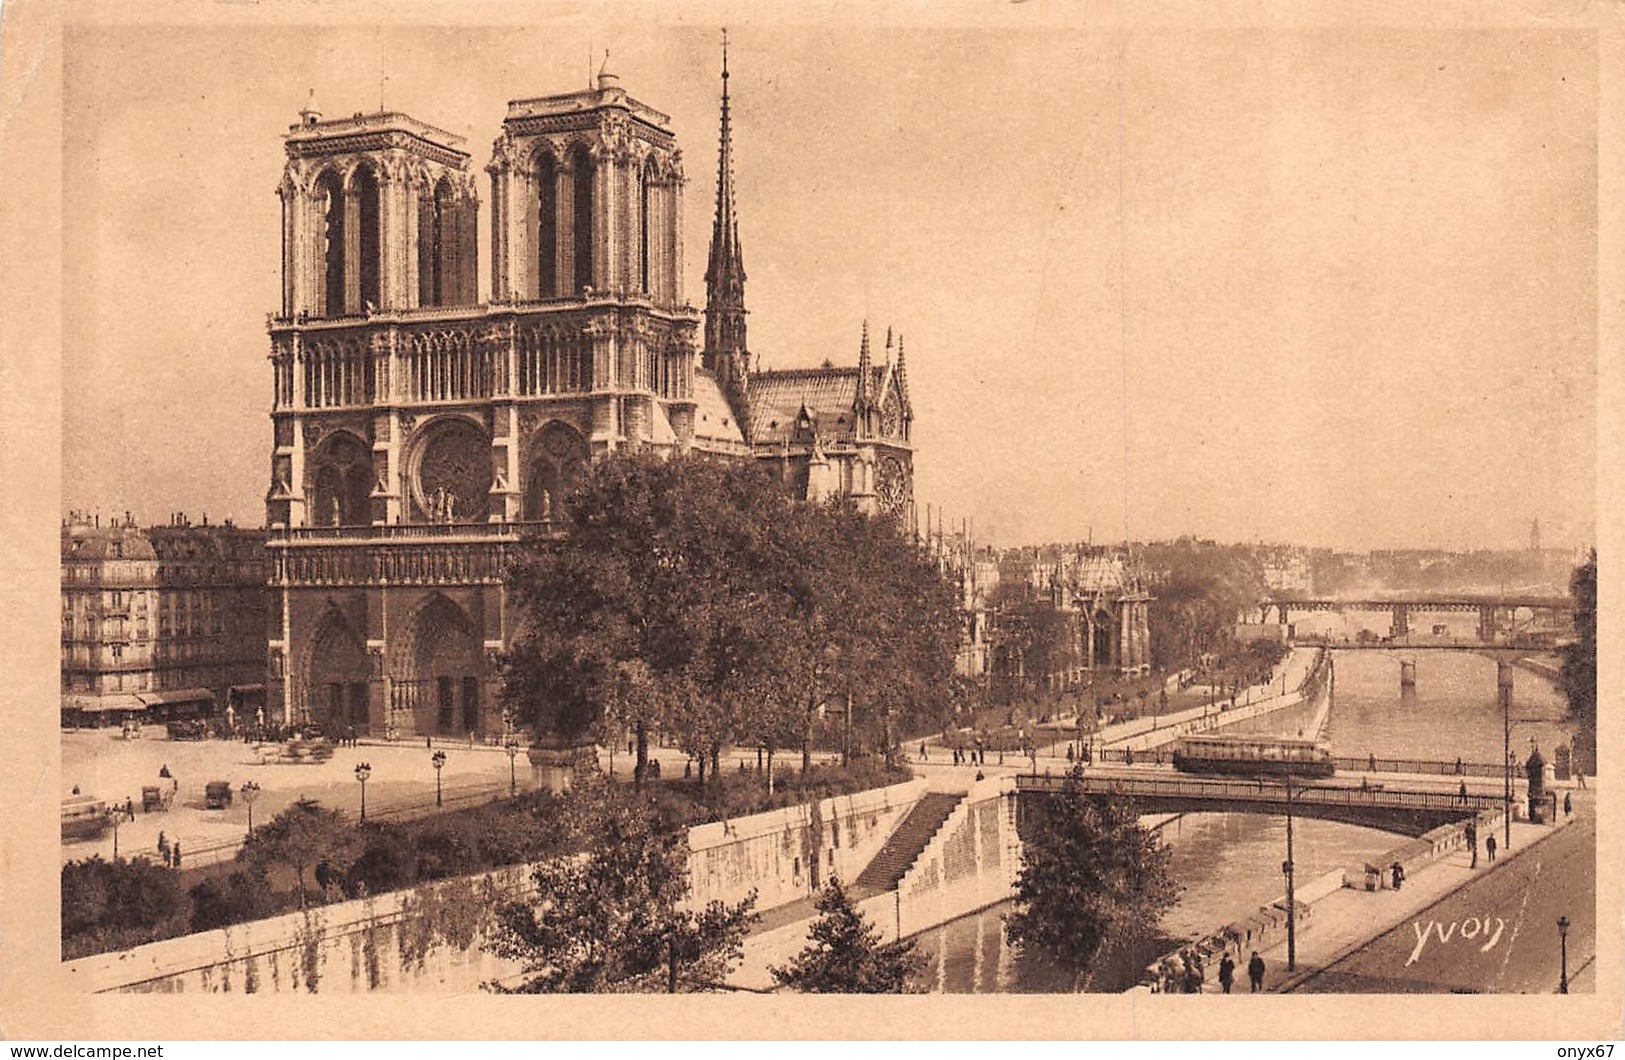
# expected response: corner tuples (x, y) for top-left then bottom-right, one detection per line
(1014, 770), (1505, 837)
(1258, 594), (1573, 641)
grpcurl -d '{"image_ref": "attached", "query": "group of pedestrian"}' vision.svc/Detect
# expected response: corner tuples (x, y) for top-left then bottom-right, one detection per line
(334, 725), (360, 748)
(155, 831), (183, 869)
(953, 745), (986, 767)
(1157, 947), (1270, 994)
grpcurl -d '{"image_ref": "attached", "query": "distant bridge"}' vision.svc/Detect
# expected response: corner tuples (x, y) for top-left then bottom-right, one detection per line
(1258, 595), (1573, 641)
(1014, 772), (1503, 837)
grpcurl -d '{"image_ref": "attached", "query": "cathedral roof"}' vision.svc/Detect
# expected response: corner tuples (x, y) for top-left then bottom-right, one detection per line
(747, 365), (889, 445)
(692, 370), (747, 446)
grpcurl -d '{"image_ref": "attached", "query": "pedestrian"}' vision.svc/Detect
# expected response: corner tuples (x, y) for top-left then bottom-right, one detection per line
(1485, 833), (1497, 862)
(1455, 757), (1464, 775)
(975, 769), (985, 782)
(1218, 952), (1236, 994)
(1369, 753), (1377, 772)
(159, 764), (172, 779)
(124, 796), (134, 820)
(1390, 861), (1405, 890)
(1564, 792), (1573, 818)
(1247, 951), (1265, 992)
(1160, 957), (1180, 994)
(920, 741), (928, 762)
(1066, 743), (1075, 763)
(1466, 821), (1478, 868)
(1576, 771), (1587, 789)
(1458, 780), (1468, 804)
(1184, 951), (1204, 993)
(171, 841), (181, 869)
(157, 832), (169, 863)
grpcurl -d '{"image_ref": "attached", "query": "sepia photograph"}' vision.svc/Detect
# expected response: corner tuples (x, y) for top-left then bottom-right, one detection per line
(2, 0), (1620, 1042)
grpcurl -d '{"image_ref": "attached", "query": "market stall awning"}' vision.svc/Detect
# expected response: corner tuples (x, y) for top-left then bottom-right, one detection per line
(135, 687), (216, 708)
(61, 693), (144, 713)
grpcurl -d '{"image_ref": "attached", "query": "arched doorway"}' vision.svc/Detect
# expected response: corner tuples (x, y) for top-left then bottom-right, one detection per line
(306, 432), (372, 527)
(304, 607), (370, 734)
(523, 420), (590, 523)
(392, 594), (483, 736)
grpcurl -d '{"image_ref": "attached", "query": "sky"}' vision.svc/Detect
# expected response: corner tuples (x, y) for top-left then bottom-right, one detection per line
(60, 13), (1598, 551)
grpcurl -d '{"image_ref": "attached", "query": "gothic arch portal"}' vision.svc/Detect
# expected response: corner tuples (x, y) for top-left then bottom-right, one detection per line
(314, 167), (346, 317)
(535, 149), (559, 299)
(523, 420), (590, 523)
(306, 431), (372, 527)
(303, 604), (370, 733)
(389, 593), (483, 736)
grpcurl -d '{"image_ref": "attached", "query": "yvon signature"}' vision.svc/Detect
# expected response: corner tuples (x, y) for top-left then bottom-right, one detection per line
(1407, 916), (1506, 965)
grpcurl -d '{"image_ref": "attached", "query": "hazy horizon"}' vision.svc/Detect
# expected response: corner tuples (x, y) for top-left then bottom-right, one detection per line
(61, 19), (1597, 553)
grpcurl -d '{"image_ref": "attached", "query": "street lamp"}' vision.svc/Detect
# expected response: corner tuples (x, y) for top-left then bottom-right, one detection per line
(354, 761), (371, 823)
(1282, 775), (1297, 972)
(1557, 916), (1570, 994)
(504, 736), (521, 797)
(105, 807), (123, 860)
(1499, 661), (1513, 854)
(431, 749), (447, 808)
(239, 780), (260, 835)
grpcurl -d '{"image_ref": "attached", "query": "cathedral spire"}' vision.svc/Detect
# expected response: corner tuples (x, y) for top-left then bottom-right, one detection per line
(704, 28), (747, 378)
(894, 332), (911, 417)
(855, 319), (872, 413)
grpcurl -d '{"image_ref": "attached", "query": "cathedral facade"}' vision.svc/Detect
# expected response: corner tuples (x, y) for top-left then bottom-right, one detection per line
(264, 57), (915, 736)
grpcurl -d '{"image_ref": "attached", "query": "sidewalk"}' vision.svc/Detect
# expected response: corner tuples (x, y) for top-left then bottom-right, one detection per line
(1227, 806), (1585, 993)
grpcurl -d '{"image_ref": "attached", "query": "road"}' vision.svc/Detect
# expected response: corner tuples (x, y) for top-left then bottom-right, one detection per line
(1287, 813), (1596, 993)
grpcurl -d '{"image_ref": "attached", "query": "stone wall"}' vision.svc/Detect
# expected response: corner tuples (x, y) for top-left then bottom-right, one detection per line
(687, 779), (926, 911)
(891, 777), (1020, 941)
(61, 780), (928, 995)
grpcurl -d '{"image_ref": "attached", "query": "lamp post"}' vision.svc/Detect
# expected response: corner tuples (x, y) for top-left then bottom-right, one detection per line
(1557, 916), (1570, 994)
(505, 736), (521, 797)
(239, 780), (260, 836)
(106, 807), (123, 861)
(431, 749), (447, 808)
(1498, 661), (1513, 853)
(354, 761), (371, 823)
(1282, 775), (1297, 972)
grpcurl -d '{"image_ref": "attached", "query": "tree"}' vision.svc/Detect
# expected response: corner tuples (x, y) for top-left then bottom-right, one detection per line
(1140, 539), (1266, 671)
(484, 777), (757, 992)
(1560, 551), (1596, 773)
(238, 797), (356, 910)
(1005, 765), (1180, 990)
(61, 855), (188, 949)
(503, 452), (964, 782)
(771, 876), (919, 993)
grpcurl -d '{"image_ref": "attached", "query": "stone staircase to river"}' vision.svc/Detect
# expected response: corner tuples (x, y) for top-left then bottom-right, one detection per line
(850, 791), (964, 897)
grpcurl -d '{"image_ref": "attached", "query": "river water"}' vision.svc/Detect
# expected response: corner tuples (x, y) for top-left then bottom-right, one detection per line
(910, 650), (1577, 993)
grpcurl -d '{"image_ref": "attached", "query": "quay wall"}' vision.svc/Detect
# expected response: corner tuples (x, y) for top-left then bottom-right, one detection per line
(63, 780), (929, 995)
(687, 779), (926, 911)
(729, 777), (1021, 991)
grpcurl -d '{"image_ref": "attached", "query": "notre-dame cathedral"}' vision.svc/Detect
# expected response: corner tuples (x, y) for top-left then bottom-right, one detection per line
(263, 51), (916, 737)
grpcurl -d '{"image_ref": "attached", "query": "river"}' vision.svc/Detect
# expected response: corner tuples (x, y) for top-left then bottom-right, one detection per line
(909, 649), (1577, 993)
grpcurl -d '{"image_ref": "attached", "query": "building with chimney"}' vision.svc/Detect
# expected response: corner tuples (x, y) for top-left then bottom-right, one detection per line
(61, 513), (268, 727)
(263, 50), (914, 736)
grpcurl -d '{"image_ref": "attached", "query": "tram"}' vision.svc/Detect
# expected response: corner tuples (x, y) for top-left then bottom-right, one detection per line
(61, 794), (112, 841)
(1171, 734), (1335, 778)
